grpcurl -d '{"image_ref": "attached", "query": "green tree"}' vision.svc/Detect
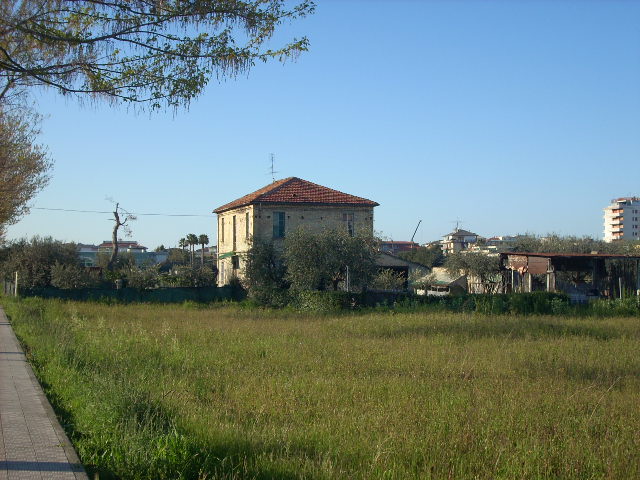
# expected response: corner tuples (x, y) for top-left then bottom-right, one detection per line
(96, 250), (135, 273)
(50, 262), (101, 289)
(169, 265), (216, 287)
(126, 266), (160, 290)
(398, 244), (444, 268)
(511, 234), (640, 255)
(445, 252), (502, 294)
(0, 109), (52, 238)
(165, 247), (189, 266)
(372, 269), (406, 291)
(0, 0), (315, 109)
(243, 237), (288, 305)
(198, 234), (210, 266)
(0, 236), (79, 288)
(284, 228), (378, 291)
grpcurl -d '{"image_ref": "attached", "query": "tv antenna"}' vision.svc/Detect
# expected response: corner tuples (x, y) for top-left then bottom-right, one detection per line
(268, 153), (278, 182)
(451, 218), (463, 231)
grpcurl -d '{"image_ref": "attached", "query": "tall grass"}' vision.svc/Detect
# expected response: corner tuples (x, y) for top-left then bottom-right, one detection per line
(4, 297), (640, 479)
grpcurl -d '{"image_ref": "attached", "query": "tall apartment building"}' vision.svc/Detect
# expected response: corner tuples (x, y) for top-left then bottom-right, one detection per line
(603, 197), (640, 242)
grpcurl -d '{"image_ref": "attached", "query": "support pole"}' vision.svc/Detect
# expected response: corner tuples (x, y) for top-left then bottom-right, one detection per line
(546, 259), (556, 293)
(619, 277), (623, 300)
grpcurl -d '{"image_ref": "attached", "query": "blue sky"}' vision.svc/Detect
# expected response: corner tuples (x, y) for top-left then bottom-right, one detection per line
(7, 0), (640, 248)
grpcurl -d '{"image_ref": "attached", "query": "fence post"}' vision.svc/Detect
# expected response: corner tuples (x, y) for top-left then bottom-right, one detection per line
(14, 271), (18, 297)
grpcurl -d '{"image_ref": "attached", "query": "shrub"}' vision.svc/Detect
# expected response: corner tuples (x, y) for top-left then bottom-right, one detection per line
(126, 267), (160, 290)
(294, 290), (357, 313)
(50, 262), (101, 289)
(0, 236), (79, 287)
(165, 266), (216, 287)
(372, 269), (406, 291)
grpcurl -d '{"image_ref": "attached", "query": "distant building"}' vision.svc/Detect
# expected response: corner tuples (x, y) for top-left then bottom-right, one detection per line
(415, 267), (467, 296)
(441, 228), (480, 255)
(97, 240), (148, 252)
(77, 240), (168, 267)
(214, 177), (378, 285)
(604, 197), (640, 242)
(379, 241), (419, 255)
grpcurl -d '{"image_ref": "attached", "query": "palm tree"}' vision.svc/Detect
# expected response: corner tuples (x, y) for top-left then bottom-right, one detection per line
(178, 237), (187, 251)
(186, 233), (198, 266)
(198, 234), (209, 266)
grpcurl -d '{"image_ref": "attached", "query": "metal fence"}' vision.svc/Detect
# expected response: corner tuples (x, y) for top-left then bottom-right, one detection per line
(14, 286), (244, 303)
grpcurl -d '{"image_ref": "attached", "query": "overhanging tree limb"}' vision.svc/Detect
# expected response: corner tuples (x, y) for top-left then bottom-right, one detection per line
(0, 0), (315, 108)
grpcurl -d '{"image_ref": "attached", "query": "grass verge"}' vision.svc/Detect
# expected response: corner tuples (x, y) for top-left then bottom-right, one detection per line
(4, 297), (640, 479)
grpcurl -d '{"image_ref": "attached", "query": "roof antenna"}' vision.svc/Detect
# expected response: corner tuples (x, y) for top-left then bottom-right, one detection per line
(269, 153), (278, 182)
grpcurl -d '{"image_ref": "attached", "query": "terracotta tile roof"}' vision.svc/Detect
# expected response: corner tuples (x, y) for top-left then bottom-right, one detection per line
(214, 177), (379, 213)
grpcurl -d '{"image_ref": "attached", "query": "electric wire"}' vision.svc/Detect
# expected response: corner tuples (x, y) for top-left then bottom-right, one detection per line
(31, 207), (214, 217)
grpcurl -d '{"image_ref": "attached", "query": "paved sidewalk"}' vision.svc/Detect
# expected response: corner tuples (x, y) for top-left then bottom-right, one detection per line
(0, 306), (87, 480)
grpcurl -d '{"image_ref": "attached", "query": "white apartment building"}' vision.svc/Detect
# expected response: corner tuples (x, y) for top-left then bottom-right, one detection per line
(603, 197), (640, 242)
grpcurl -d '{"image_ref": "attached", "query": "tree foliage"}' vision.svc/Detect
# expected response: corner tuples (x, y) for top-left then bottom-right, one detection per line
(0, 236), (79, 287)
(511, 234), (640, 255)
(0, 109), (51, 236)
(50, 262), (101, 288)
(445, 252), (502, 294)
(372, 268), (406, 291)
(284, 228), (378, 291)
(398, 244), (444, 268)
(0, 0), (315, 108)
(242, 237), (288, 306)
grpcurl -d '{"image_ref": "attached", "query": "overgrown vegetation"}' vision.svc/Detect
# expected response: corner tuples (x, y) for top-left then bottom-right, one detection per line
(0, 236), (79, 287)
(283, 228), (378, 291)
(398, 244), (445, 268)
(4, 298), (640, 479)
(511, 234), (640, 254)
(0, 237), (217, 291)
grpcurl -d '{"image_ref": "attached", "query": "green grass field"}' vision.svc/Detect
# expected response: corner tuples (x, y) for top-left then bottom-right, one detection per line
(4, 298), (640, 479)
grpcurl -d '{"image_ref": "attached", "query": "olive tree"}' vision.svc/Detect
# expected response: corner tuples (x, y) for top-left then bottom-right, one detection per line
(284, 228), (378, 292)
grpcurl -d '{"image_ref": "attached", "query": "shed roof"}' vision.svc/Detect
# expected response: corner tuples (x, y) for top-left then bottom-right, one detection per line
(500, 252), (640, 260)
(214, 177), (379, 213)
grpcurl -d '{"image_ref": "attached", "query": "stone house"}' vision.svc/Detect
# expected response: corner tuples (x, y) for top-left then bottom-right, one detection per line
(441, 228), (480, 256)
(214, 177), (378, 285)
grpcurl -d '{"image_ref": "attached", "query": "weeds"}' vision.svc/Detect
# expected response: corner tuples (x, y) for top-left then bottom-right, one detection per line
(3, 297), (640, 479)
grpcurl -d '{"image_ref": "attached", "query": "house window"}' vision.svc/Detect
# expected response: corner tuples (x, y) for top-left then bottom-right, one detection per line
(221, 218), (225, 243)
(232, 215), (237, 251)
(343, 212), (354, 236)
(246, 211), (250, 239)
(273, 212), (285, 238)
(232, 255), (239, 270)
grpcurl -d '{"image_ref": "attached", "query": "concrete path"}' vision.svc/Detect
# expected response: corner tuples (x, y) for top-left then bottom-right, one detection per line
(0, 306), (88, 480)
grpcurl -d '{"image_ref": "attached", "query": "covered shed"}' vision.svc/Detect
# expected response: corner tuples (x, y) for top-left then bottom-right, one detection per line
(500, 252), (640, 301)
(375, 252), (428, 289)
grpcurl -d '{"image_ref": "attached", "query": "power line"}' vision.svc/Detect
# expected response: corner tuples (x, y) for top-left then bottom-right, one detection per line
(31, 207), (215, 218)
